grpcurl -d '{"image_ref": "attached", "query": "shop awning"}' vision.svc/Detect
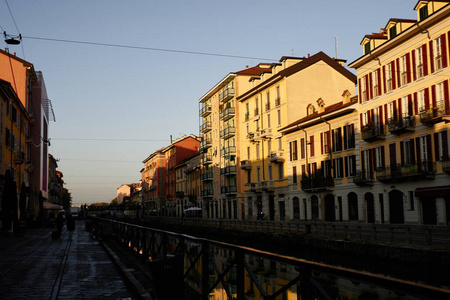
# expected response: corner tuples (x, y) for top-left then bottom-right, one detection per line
(43, 201), (63, 210)
(415, 185), (450, 198)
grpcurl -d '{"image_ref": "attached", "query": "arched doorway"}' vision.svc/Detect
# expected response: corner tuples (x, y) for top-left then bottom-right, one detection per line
(389, 190), (404, 224)
(365, 192), (375, 223)
(324, 194), (335, 222)
(311, 195), (319, 221)
(292, 197), (300, 220)
(348, 192), (358, 221)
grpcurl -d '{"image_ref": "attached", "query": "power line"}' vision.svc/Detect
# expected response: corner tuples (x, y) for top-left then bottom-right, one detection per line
(22, 35), (276, 61)
(4, 0), (20, 33)
(60, 158), (141, 163)
(52, 137), (168, 142)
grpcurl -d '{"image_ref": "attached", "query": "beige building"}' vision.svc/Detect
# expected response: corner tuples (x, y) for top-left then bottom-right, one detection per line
(237, 52), (356, 221)
(198, 65), (272, 220)
(348, 0), (450, 225)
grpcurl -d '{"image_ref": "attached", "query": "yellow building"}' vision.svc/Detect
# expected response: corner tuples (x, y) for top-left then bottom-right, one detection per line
(198, 65), (271, 220)
(237, 53), (356, 221)
(348, 0), (450, 225)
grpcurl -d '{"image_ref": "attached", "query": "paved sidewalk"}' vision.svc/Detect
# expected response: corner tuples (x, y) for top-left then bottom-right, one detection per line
(0, 220), (138, 300)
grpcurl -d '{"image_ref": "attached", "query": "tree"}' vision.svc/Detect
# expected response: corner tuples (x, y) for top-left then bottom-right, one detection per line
(110, 198), (118, 206)
(62, 188), (72, 210)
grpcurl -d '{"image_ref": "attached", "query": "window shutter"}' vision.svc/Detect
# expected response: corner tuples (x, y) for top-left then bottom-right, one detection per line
(377, 68), (382, 95)
(408, 94), (413, 116)
(369, 72), (373, 99)
(344, 156), (349, 177)
(426, 134), (432, 161)
(396, 58), (401, 87)
(332, 129), (335, 153)
(397, 98), (402, 124)
(443, 33), (448, 68)
(410, 138), (416, 165)
(400, 141), (405, 166)
(412, 49), (417, 81)
(358, 78), (362, 103)
(310, 136), (314, 157)
(361, 151), (365, 175)
(429, 40), (435, 73)
(416, 137), (422, 170)
(431, 85), (436, 108)
(422, 44), (428, 76)
(320, 132), (324, 155)
(327, 131), (331, 153)
(379, 105), (383, 126)
(370, 148), (376, 175)
(434, 132), (440, 161)
(414, 92), (418, 115)
(391, 61), (396, 90)
(350, 124), (355, 148)
(384, 104), (388, 124)
(444, 80), (450, 114)
(406, 52), (412, 83)
(425, 87), (430, 110)
(383, 65), (387, 93)
(360, 114), (363, 129)
(393, 100), (398, 121)
(442, 131), (449, 160)
(365, 74), (369, 100)
(343, 126), (348, 150)
(381, 145), (386, 167)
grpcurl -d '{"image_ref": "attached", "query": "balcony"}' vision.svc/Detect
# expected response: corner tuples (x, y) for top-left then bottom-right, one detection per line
(201, 155), (212, 165)
(388, 115), (415, 135)
(275, 97), (281, 107)
(221, 165), (237, 176)
(361, 123), (387, 141)
(14, 152), (24, 164)
(377, 162), (436, 182)
(442, 160), (450, 174)
(353, 171), (374, 186)
(199, 104), (212, 117)
(200, 138), (212, 150)
(220, 87), (235, 103)
(254, 108), (259, 117)
(221, 185), (237, 194)
(176, 191), (185, 198)
(201, 189), (213, 197)
(240, 160), (252, 170)
(200, 171), (213, 181)
(253, 131), (262, 141)
(249, 182), (262, 192)
(265, 102), (270, 111)
(200, 122), (212, 133)
(269, 151), (284, 163)
(420, 101), (449, 125)
(220, 107), (235, 121)
(260, 128), (272, 139)
(221, 146), (236, 157)
(261, 181), (274, 191)
(220, 126), (236, 139)
(301, 176), (334, 192)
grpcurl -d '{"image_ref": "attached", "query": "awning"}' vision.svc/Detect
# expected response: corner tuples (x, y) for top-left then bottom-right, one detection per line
(43, 201), (63, 210)
(415, 185), (450, 198)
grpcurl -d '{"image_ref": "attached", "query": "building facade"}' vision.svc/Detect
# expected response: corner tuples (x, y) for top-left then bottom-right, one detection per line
(141, 149), (167, 214)
(348, 0), (450, 225)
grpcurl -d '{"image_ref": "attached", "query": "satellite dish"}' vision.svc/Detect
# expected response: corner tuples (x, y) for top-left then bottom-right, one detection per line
(4, 32), (21, 45)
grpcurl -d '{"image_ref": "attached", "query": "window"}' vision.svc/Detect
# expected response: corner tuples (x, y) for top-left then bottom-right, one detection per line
(386, 63), (393, 92)
(373, 70), (379, 97)
(361, 76), (367, 101)
(266, 91), (270, 111)
(267, 113), (271, 128)
(436, 82), (445, 106)
(321, 131), (330, 154)
(246, 123), (249, 134)
(290, 140), (298, 161)
(400, 55), (408, 85)
(300, 138), (305, 159)
(436, 130), (449, 161)
(267, 139), (271, 156)
(254, 98), (259, 116)
(343, 124), (355, 149)
(257, 166), (261, 182)
(419, 5), (428, 21)
(247, 147), (250, 160)
(333, 128), (342, 152)
(408, 191), (415, 210)
(278, 164), (283, 180)
(418, 89), (426, 112)
(416, 46), (424, 78)
(309, 136), (315, 157)
(334, 157), (343, 178)
(345, 155), (356, 177)
(256, 143), (260, 159)
(364, 42), (371, 55)
(277, 109), (281, 126)
(268, 165), (273, 181)
(247, 170), (251, 184)
(375, 146), (384, 170)
(389, 25), (397, 39)
(275, 86), (280, 106)
(435, 36), (443, 70)
(277, 137), (282, 150)
(292, 166), (297, 184)
(387, 101), (396, 122)
(403, 139), (412, 166)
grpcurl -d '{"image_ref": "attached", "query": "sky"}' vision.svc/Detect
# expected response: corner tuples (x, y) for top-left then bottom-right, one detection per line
(0, 0), (417, 206)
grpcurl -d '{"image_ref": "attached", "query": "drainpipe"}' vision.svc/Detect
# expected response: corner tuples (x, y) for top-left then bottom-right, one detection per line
(320, 117), (333, 176)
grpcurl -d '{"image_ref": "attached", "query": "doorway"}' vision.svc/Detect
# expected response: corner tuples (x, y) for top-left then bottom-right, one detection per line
(389, 190), (405, 224)
(365, 193), (375, 223)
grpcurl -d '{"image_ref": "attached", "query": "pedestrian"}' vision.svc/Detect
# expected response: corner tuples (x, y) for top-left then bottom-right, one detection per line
(56, 213), (64, 238)
(66, 214), (75, 239)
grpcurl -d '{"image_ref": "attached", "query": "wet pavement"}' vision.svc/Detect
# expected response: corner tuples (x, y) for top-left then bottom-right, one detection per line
(0, 220), (141, 300)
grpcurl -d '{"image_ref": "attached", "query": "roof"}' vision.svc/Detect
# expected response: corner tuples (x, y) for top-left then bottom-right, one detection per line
(237, 52), (357, 102)
(279, 96), (358, 134)
(235, 65), (272, 76)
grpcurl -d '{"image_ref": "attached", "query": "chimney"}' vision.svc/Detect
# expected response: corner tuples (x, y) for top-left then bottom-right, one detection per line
(342, 90), (352, 104)
(316, 98), (326, 113)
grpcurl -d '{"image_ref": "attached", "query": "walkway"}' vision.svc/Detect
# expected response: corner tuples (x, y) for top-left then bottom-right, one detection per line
(0, 220), (151, 300)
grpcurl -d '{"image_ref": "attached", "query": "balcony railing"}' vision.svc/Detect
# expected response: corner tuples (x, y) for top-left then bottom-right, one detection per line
(200, 171), (213, 181)
(269, 151), (284, 163)
(201, 189), (213, 197)
(199, 105), (212, 117)
(220, 88), (235, 103)
(249, 182), (262, 192)
(220, 126), (236, 139)
(221, 185), (237, 194)
(260, 128), (272, 139)
(221, 166), (237, 176)
(442, 160), (450, 174)
(221, 146), (236, 157)
(240, 160), (252, 170)
(265, 102), (270, 111)
(220, 107), (235, 121)
(261, 181), (274, 191)
(201, 155), (212, 165)
(200, 138), (212, 150)
(353, 170), (374, 186)
(376, 162), (436, 182)
(420, 101), (446, 125)
(200, 122), (212, 133)
(301, 176), (334, 192)
(361, 123), (386, 141)
(388, 115), (415, 134)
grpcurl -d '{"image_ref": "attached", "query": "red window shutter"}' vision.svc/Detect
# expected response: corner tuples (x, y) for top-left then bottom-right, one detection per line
(425, 87), (430, 110)
(406, 53), (411, 83)
(414, 92), (418, 115)
(393, 101), (397, 121)
(320, 132), (324, 155)
(396, 58), (401, 87)
(377, 68), (382, 95)
(391, 61), (396, 90)
(442, 33), (448, 68)
(431, 85), (436, 107)
(310, 136), (314, 157)
(412, 49), (417, 81)
(429, 40), (435, 73)
(360, 114), (363, 129)
(369, 72), (373, 99)
(370, 109), (374, 123)
(379, 105), (383, 126)
(434, 132), (440, 161)
(397, 98), (402, 122)
(410, 139), (416, 165)
(408, 94), (413, 116)
(382, 65), (387, 93)
(365, 74), (369, 100)
(416, 137), (422, 168)
(422, 44), (428, 76)
(327, 131), (331, 153)
(384, 104), (388, 124)
(400, 141), (405, 166)
(358, 78), (362, 103)
(332, 129), (335, 153)
(444, 80), (450, 114)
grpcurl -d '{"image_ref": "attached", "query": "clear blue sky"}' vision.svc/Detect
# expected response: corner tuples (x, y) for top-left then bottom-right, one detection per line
(0, 0), (417, 206)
